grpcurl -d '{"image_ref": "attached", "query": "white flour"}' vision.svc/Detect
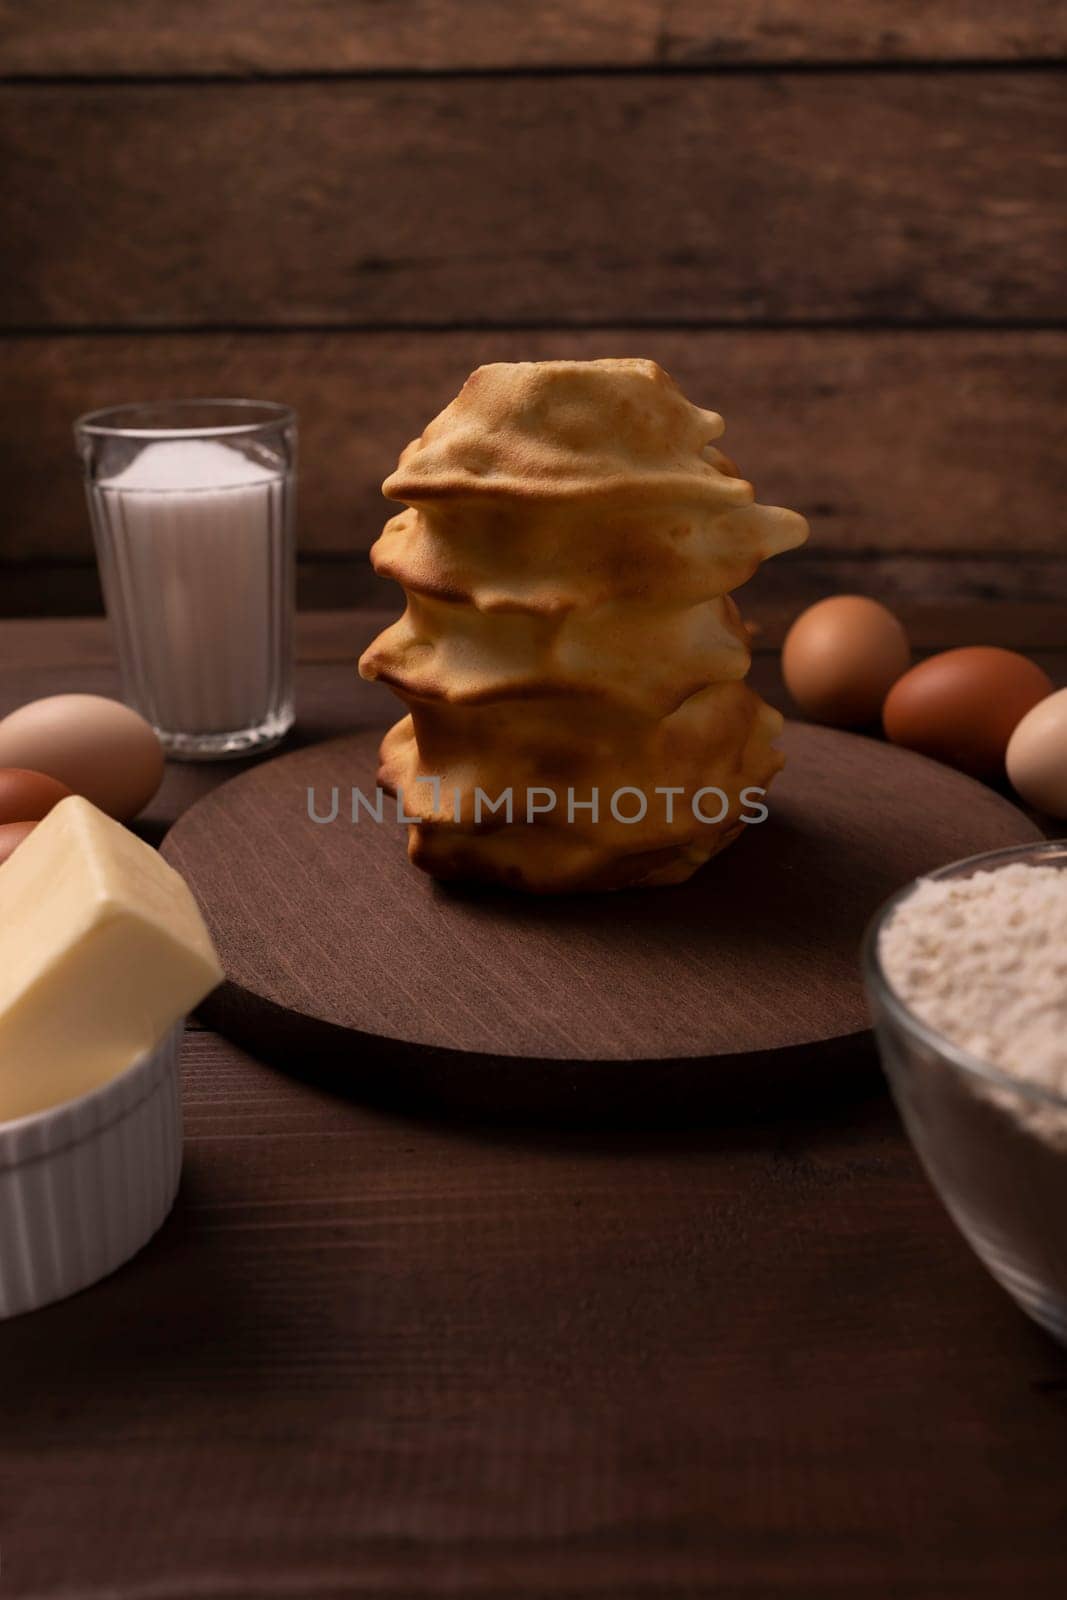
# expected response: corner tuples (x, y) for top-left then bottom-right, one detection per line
(879, 863), (1067, 1331)
(880, 862), (1067, 1145)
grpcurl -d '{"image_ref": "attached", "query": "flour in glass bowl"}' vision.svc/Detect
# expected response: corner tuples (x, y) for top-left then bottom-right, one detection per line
(880, 863), (1067, 1133)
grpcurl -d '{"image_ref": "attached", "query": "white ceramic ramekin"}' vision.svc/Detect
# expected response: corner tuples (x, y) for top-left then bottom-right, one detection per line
(0, 1023), (184, 1319)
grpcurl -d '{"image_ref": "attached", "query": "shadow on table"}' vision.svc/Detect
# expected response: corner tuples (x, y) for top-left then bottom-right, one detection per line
(198, 974), (886, 1143)
(0, 1160), (289, 1414)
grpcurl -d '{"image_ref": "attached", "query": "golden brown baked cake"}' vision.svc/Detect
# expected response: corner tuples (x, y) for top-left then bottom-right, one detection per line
(360, 359), (808, 892)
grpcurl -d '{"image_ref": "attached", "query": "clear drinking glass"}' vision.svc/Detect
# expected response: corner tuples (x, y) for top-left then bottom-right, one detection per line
(864, 840), (1067, 1343)
(75, 399), (296, 760)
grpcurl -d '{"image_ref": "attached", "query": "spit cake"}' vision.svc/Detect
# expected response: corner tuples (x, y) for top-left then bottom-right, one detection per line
(359, 359), (808, 892)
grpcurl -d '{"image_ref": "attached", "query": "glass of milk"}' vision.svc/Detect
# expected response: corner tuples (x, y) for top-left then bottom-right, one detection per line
(75, 400), (296, 759)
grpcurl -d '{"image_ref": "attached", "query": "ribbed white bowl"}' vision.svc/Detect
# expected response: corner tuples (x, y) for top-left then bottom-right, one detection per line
(0, 1024), (184, 1319)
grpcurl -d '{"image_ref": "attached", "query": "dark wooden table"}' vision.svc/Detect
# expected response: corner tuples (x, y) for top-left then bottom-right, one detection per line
(2, 606), (1066, 1600)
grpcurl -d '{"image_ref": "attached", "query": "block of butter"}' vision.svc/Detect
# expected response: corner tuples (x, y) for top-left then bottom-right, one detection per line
(0, 795), (223, 1122)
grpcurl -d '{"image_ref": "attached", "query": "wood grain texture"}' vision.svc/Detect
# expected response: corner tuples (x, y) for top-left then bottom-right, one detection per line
(3, 1032), (1067, 1599)
(1, 619), (1066, 1595)
(2, 74), (1063, 329)
(157, 723), (1040, 1117)
(3, 0), (1066, 74)
(4, 1), (1062, 75)
(5, 329), (1066, 565)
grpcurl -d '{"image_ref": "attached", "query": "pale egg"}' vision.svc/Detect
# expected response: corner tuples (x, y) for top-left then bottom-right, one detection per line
(0, 696), (164, 821)
(1006, 687), (1067, 819)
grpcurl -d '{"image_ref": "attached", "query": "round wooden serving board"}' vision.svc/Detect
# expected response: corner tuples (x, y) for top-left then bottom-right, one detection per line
(162, 724), (1040, 1118)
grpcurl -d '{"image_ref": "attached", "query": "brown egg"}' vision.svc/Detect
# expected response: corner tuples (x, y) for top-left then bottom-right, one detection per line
(0, 695), (164, 821)
(782, 595), (910, 726)
(0, 768), (73, 827)
(0, 819), (37, 867)
(884, 647), (1054, 778)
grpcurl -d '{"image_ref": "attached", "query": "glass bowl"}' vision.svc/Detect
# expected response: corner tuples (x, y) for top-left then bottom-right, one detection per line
(863, 838), (1067, 1342)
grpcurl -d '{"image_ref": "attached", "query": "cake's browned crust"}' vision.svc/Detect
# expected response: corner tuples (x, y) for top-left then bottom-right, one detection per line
(359, 359), (808, 893)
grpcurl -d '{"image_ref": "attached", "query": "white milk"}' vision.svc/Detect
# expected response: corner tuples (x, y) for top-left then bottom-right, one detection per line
(93, 439), (293, 746)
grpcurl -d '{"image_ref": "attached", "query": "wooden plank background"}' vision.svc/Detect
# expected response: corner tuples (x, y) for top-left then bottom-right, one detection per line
(4, 75), (1064, 328)
(2, 1), (1065, 73)
(1, 4), (1064, 614)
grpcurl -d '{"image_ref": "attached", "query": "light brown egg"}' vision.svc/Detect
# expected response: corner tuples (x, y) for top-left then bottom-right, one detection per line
(1006, 687), (1067, 818)
(0, 695), (164, 821)
(782, 595), (910, 727)
(0, 768), (73, 827)
(884, 647), (1054, 779)
(0, 819), (37, 867)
